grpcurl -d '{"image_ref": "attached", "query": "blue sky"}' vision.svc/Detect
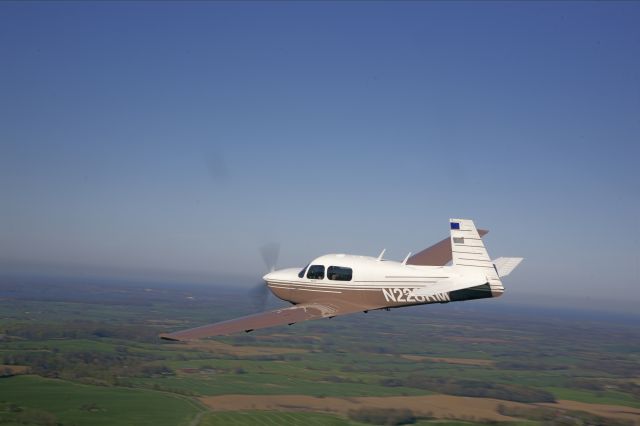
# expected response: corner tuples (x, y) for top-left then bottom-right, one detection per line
(1, 2), (638, 306)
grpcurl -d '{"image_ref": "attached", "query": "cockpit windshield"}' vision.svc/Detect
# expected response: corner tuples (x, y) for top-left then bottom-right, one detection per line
(297, 264), (309, 278)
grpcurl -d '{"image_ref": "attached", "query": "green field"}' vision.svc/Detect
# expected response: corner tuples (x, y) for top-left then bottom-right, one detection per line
(0, 375), (202, 426)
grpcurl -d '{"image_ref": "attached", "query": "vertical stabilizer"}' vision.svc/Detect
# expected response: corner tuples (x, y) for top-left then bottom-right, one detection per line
(449, 218), (504, 296)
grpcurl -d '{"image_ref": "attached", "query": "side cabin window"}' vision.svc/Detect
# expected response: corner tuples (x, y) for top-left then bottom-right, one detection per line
(298, 264), (309, 278)
(327, 266), (352, 281)
(306, 265), (325, 280)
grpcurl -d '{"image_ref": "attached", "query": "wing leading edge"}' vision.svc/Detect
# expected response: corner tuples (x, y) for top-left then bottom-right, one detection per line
(160, 301), (366, 341)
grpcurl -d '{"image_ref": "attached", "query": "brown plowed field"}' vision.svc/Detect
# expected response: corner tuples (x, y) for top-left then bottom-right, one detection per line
(199, 394), (525, 422)
(199, 394), (640, 423)
(541, 400), (640, 422)
(0, 365), (29, 374)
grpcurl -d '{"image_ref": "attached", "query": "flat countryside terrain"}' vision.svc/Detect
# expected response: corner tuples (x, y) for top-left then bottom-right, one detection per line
(1, 278), (639, 425)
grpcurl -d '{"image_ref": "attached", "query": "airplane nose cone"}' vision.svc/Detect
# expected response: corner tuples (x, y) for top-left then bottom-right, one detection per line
(262, 267), (298, 282)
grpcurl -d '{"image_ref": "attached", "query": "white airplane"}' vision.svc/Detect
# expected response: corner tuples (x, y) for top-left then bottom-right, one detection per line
(161, 218), (522, 340)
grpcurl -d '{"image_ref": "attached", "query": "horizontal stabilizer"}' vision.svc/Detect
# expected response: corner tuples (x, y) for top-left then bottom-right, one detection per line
(493, 257), (523, 278)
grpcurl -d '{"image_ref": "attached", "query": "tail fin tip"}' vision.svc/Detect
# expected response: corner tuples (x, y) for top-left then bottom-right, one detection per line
(493, 257), (523, 278)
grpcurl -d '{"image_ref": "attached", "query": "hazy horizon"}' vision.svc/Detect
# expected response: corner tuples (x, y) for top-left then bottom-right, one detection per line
(1, 2), (639, 310)
(1, 261), (638, 318)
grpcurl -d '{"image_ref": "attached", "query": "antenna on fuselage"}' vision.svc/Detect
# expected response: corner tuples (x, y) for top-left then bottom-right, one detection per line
(401, 252), (412, 265)
(377, 249), (386, 261)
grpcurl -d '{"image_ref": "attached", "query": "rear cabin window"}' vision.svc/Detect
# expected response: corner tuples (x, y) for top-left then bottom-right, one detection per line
(298, 264), (309, 278)
(327, 266), (352, 281)
(306, 265), (325, 280)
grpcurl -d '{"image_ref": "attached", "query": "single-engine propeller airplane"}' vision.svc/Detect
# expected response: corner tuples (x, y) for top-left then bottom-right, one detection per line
(160, 219), (522, 341)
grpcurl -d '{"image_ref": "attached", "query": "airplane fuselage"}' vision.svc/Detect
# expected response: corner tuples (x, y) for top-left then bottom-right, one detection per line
(264, 254), (503, 312)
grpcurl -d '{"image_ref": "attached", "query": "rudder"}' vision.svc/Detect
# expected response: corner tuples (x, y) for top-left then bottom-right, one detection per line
(449, 218), (504, 297)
